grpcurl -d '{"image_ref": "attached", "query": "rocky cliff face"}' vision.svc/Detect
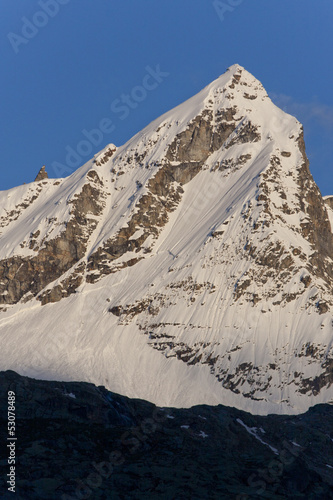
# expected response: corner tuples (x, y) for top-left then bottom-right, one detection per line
(0, 65), (332, 415)
(0, 169), (107, 306)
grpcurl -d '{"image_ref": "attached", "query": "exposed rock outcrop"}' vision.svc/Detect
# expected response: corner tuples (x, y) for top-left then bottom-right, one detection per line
(34, 165), (48, 182)
(87, 109), (242, 281)
(0, 170), (106, 306)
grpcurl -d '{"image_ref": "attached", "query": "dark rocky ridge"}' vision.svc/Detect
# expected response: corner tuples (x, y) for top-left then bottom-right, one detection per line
(0, 371), (332, 499)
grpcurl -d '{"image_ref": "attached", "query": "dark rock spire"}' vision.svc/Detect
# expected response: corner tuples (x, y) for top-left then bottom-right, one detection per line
(34, 165), (48, 182)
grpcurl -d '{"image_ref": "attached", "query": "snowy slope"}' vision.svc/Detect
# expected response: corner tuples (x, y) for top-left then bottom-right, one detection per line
(0, 65), (332, 415)
(324, 196), (333, 228)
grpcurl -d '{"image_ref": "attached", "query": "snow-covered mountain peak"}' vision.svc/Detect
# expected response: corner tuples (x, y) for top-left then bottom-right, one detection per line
(104, 63), (300, 188)
(0, 66), (332, 415)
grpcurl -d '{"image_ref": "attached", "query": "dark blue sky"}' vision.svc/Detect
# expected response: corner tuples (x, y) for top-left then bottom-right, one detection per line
(1, 1), (333, 195)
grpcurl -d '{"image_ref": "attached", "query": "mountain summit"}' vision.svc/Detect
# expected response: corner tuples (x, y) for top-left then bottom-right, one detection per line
(0, 65), (332, 414)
